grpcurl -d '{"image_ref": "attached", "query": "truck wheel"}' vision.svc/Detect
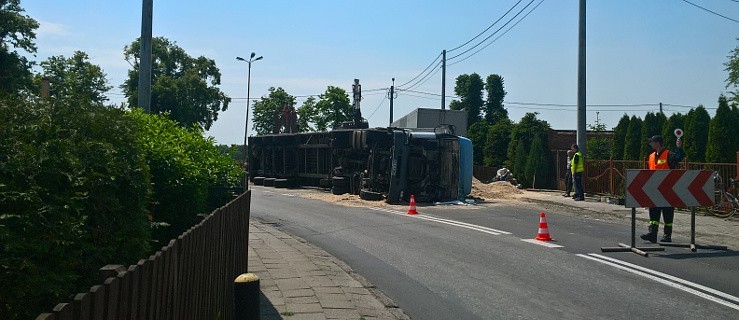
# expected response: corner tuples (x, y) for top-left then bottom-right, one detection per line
(332, 176), (349, 188)
(274, 178), (289, 188)
(319, 178), (332, 189)
(331, 185), (349, 195)
(263, 178), (275, 187)
(253, 177), (265, 185)
(359, 189), (384, 201)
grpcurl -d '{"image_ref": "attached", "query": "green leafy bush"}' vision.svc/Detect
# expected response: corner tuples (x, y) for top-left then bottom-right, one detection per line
(127, 109), (242, 245)
(0, 95), (151, 319)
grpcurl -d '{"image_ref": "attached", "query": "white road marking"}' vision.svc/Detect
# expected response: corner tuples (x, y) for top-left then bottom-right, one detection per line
(281, 193), (296, 197)
(521, 238), (564, 248)
(577, 253), (739, 311)
(368, 207), (510, 236)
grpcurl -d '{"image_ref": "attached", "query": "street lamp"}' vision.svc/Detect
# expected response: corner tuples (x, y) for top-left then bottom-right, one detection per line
(237, 52), (263, 191)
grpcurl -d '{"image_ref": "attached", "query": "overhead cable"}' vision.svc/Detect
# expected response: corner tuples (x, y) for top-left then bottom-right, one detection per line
(447, 0), (524, 52)
(681, 0), (739, 23)
(400, 60), (443, 91)
(448, 0), (545, 67)
(396, 52), (442, 88)
(448, 0), (537, 61)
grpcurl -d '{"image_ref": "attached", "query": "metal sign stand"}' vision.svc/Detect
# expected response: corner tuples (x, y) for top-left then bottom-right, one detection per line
(658, 207), (728, 252)
(601, 208), (665, 257)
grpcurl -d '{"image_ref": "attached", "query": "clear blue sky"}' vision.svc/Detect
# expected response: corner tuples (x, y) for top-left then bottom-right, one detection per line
(23, 0), (739, 145)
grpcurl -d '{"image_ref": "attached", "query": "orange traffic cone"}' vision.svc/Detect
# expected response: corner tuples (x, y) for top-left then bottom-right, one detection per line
(407, 195), (418, 215)
(535, 212), (553, 241)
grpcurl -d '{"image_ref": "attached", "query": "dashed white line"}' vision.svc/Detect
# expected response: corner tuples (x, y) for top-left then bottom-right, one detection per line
(368, 207), (510, 236)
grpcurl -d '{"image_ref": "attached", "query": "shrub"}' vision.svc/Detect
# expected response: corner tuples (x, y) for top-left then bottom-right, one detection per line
(127, 109), (242, 245)
(0, 95), (151, 319)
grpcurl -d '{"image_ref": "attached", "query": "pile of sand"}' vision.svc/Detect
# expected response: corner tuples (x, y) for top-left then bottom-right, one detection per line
(469, 178), (523, 201)
(296, 190), (394, 208)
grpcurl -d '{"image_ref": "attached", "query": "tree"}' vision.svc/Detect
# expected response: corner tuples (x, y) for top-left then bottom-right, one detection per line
(484, 118), (513, 168)
(35, 51), (112, 106)
(684, 106), (711, 162)
(122, 37), (230, 130)
(506, 112), (551, 174)
(586, 115), (610, 160)
(467, 122), (489, 165)
(725, 38), (739, 104)
(611, 114), (630, 160)
(706, 95), (738, 163)
(623, 115), (643, 161)
(512, 139), (529, 186)
(313, 86), (351, 131)
(297, 96), (317, 132)
(484, 74), (507, 124)
(0, 0), (39, 95)
(524, 133), (553, 189)
(661, 112), (685, 151)
(251, 87), (296, 135)
(641, 112), (665, 158)
(449, 73), (484, 126)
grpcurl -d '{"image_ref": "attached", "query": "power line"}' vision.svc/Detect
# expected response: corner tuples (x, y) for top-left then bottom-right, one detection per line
(401, 60), (443, 91)
(367, 94), (388, 120)
(448, 0), (538, 61)
(681, 0), (739, 23)
(396, 52), (442, 88)
(447, 0), (524, 52)
(448, 0), (545, 67)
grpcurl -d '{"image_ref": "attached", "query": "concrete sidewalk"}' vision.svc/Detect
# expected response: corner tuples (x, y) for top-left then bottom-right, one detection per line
(247, 221), (410, 320)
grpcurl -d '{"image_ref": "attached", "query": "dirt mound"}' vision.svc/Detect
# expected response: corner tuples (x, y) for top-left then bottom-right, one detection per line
(295, 190), (393, 208)
(470, 178), (523, 200)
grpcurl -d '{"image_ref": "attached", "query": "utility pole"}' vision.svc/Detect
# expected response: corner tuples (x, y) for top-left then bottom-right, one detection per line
(576, 0), (586, 155)
(388, 78), (396, 126)
(138, 0), (153, 113)
(441, 50), (447, 110)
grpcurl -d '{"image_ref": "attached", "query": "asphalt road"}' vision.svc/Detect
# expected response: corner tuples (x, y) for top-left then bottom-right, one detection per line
(249, 186), (739, 319)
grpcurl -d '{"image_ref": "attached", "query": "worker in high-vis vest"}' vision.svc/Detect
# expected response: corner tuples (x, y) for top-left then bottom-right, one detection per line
(570, 144), (585, 201)
(640, 135), (685, 243)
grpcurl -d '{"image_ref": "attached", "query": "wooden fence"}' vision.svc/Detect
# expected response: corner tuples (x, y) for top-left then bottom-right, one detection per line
(475, 151), (739, 197)
(36, 191), (251, 320)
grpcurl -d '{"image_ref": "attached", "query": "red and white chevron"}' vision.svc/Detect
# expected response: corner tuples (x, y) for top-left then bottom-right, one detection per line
(625, 170), (714, 208)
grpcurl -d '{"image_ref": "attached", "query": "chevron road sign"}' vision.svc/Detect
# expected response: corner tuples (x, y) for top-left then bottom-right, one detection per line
(625, 170), (715, 208)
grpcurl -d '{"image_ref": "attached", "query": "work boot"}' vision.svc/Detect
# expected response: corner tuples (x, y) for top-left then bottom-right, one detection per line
(640, 224), (658, 243)
(660, 226), (672, 243)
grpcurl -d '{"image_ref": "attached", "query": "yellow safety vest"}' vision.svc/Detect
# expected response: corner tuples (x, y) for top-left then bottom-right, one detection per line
(571, 151), (584, 173)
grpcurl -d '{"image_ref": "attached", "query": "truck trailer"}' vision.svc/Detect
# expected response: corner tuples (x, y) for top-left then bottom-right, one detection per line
(248, 126), (472, 204)
(247, 79), (472, 203)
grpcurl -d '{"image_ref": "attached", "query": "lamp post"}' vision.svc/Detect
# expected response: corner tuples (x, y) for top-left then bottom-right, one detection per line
(237, 52), (263, 191)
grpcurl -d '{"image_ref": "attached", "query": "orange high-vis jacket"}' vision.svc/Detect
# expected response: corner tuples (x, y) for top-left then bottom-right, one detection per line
(649, 150), (670, 170)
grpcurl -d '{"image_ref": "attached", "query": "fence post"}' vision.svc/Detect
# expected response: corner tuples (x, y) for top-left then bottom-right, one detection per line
(609, 158), (614, 195)
(735, 151), (738, 180)
(99, 265), (125, 283)
(234, 273), (260, 320)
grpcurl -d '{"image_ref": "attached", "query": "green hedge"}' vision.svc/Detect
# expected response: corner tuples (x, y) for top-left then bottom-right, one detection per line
(127, 109), (242, 245)
(0, 96), (151, 319)
(0, 98), (242, 319)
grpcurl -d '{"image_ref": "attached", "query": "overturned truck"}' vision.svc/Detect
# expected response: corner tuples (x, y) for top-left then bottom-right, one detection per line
(248, 126), (472, 203)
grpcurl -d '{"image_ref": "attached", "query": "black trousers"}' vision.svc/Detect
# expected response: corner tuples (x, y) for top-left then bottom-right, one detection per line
(648, 207), (675, 225)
